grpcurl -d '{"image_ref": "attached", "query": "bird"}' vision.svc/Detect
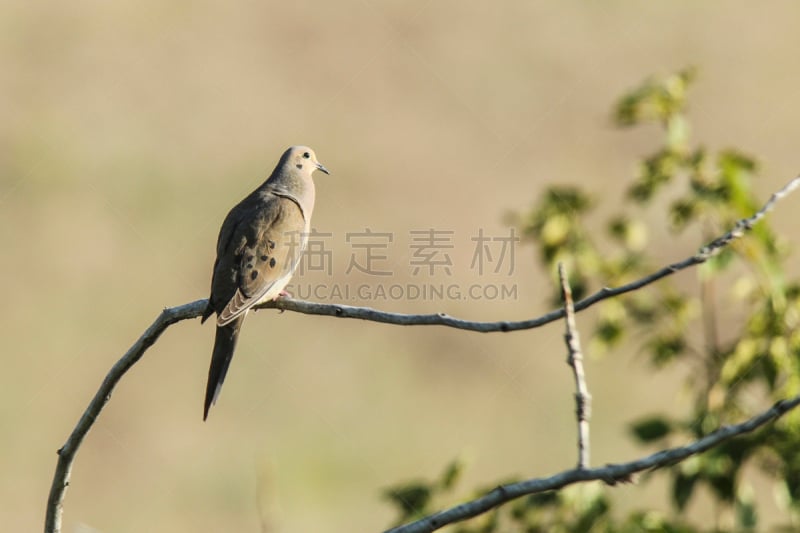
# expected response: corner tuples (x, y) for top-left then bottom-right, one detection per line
(201, 146), (329, 420)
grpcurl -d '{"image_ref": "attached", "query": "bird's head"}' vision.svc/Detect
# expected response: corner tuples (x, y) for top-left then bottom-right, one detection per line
(283, 145), (330, 178)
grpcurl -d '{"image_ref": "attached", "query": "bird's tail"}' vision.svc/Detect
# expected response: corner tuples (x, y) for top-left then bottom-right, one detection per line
(204, 315), (245, 420)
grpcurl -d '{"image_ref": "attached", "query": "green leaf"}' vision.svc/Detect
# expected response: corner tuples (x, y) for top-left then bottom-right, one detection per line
(669, 198), (697, 229)
(383, 482), (433, 518)
(439, 458), (465, 490)
(528, 490), (559, 507)
(573, 493), (610, 533)
(736, 488), (758, 529)
(672, 470), (698, 511)
(649, 334), (687, 366)
(595, 317), (624, 346)
(613, 67), (696, 128)
(708, 472), (736, 503)
(666, 114), (690, 152)
(702, 247), (735, 275)
(608, 216), (649, 251)
(544, 186), (594, 215)
(630, 415), (674, 443)
(629, 150), (681, 203)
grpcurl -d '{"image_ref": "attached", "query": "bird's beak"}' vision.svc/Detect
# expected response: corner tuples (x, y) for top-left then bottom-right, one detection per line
(316, 162), (331, 175)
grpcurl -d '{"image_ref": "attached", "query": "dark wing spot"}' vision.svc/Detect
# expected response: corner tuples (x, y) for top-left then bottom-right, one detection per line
(269, 257), (277, 268)
(245, 263), (253, 270)
(268, 240), (276, 249)
(260, 255), (268, 261)
(251, 270), (259, 280)
(245, 254), (254, 262)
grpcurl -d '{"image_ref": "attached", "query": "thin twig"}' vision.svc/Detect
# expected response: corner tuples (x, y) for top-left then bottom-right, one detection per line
(558, 263), (591, 469)
(44, 176), (800, 533)
(384, 395), (800, 533)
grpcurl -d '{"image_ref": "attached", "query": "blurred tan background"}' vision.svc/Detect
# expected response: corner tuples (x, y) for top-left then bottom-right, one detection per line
(2, 1), (800, 532)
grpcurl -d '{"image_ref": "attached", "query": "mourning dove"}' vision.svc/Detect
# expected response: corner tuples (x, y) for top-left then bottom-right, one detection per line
(201, 146), (329, 420)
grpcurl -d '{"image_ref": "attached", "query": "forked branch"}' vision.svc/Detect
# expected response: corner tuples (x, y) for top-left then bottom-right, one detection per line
(45, 176), (800, 533)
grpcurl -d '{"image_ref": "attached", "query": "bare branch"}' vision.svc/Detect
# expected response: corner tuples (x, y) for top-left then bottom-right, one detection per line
(258, 175), (800, 331)
(558, 263), (591, 469)
(44, 176), (800, 532)
(45, 300), (205, 533)
(384, 395), (800, 533)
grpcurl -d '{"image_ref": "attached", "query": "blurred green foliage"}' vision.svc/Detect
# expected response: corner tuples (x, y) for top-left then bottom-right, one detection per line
(383, 69), (800, 532)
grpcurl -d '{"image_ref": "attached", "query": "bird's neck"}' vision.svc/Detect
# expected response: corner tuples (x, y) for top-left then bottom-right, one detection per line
(264, 174), (315, 221)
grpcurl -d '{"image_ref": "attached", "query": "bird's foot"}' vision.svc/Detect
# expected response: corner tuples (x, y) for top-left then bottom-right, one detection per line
(274, 290), (292, 313)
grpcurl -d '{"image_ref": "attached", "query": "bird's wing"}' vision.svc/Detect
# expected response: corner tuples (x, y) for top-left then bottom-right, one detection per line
(202, 215), (244, 323)
(216, 194), (307, 326)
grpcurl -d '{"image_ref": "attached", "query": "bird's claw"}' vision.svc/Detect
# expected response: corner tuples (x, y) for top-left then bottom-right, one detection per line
(274, 290), (292, 313)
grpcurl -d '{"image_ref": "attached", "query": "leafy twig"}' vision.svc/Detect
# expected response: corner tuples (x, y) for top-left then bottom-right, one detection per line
(384, 395), (800, 533)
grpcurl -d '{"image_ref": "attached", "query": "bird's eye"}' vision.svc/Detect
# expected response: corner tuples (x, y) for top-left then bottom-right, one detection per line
(303, 152), (310, 159)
